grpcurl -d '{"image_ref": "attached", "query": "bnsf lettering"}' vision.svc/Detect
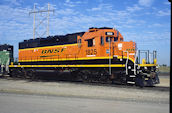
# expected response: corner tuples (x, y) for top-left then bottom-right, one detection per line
(42, 50), (47, 54)
(42, 48), (66, 54)
(61, 48), (65, 52)
(48, 49), (53, 53)
(54, 48), (60, 53)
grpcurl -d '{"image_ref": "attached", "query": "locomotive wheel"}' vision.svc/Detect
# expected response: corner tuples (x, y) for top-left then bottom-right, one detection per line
(135, 74), (146, 87)
(111, 72), (127, 85)
(98, 69), (109, 82)
(79, 71), (90, 82)
(82, 74), (89, 82)
(9, 69), (23, 78)
(70, 71), (78, 81)
(22, 69), (29, 79)
(9, 69), (17, 78)
(26, 69), (36, 80)
(16, 69), (23, 78)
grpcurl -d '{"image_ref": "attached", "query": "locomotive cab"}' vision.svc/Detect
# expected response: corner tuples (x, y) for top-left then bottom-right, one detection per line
(77, 27), (136, 63)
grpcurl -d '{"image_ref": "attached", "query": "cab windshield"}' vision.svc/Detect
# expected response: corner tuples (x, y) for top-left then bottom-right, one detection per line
(106, 37), (118, 42)
(106, 37), (112, 42)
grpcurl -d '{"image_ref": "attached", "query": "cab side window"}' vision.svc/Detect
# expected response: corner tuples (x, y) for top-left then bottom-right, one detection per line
(87, 38), (95, 47)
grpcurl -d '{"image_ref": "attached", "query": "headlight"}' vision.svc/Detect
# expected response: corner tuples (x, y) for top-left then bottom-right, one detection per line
(105, 32), (114, 35)
(128, 66), (131, 69)
(144, 67), (147, 70)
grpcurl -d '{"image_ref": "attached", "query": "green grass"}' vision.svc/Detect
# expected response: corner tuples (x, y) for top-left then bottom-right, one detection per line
(159, 66), (170, 73)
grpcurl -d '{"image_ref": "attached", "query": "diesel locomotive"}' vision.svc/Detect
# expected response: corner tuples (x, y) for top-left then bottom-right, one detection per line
(8, 27), (160, 87)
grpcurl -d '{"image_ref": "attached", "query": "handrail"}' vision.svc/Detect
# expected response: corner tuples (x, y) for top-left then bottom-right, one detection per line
(134, 50), (138, 75)
(108, 37), (111, 75)
(123, 51), (129, 75)
(138, 50), (157, 64)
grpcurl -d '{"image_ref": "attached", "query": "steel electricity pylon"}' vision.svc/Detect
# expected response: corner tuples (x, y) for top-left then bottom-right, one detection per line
(29, 3), (54, 39)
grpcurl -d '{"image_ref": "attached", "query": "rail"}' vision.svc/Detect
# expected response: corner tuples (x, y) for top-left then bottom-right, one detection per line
(122, 51), (129, 75)
(137, 50), (157, 64)
(17, 53), (79, 62)
(134, 50), (138, 75)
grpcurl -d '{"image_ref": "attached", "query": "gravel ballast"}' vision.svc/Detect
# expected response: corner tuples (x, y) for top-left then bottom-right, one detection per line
(0, 78), (169, 104)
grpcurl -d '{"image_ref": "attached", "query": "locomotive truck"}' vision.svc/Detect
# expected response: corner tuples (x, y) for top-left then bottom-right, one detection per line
(8, 27), (160, 87)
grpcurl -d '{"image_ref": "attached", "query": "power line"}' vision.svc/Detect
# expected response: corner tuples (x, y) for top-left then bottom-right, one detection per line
(29, 3), (54, 39)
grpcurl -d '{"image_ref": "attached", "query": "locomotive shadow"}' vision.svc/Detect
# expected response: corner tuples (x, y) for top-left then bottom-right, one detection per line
(27, 72), (82, 83)
(25, 72), (137, 88)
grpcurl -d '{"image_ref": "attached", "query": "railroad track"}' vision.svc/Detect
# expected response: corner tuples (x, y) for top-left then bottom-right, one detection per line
(71, 81), (170, 92)
(1, 75), (169, 92)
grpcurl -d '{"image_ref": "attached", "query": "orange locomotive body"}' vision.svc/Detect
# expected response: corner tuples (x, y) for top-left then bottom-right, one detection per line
(9, 27), (159, 87)
(18, 27), (135, 64)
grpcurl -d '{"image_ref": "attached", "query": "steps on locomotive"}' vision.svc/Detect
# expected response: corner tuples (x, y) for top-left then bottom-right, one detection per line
(126, 74), (136, 85)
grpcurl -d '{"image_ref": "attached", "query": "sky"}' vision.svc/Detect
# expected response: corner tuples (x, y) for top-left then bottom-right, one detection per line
(0, 0), (171, 66)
